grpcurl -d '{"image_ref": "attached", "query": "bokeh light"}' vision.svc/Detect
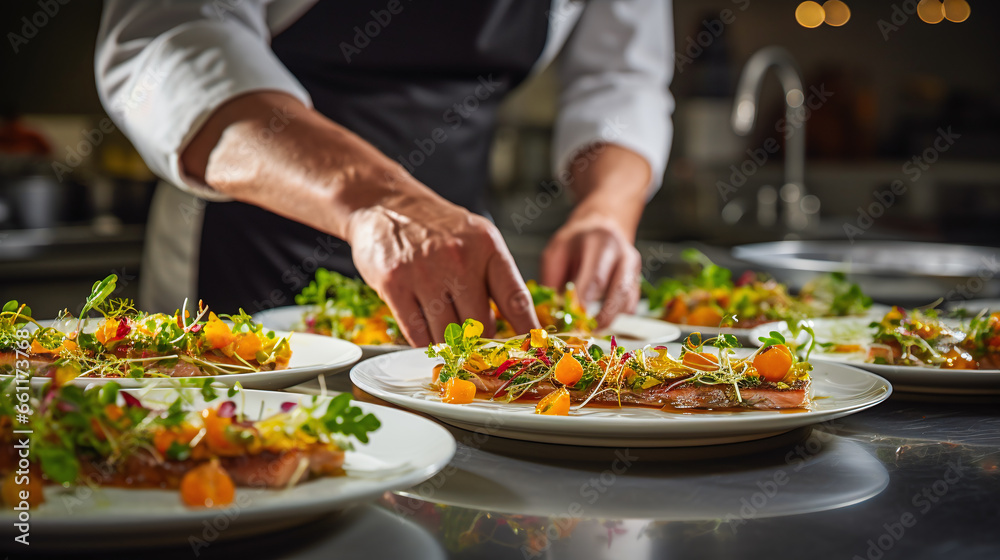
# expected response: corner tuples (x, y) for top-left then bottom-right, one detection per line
(943, 0), (971, 22)
(795, 1), (825, 28)
(822, 0), (851, 26)
(917, 0), (945, 24)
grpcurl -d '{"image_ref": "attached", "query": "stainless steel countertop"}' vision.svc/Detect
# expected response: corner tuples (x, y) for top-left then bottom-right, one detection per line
(64, 376), (1000, 560)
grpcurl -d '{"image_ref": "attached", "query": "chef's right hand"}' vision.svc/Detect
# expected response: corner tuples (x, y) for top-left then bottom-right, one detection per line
(181, 91), (538, 345)
(345, 172), (540, 346)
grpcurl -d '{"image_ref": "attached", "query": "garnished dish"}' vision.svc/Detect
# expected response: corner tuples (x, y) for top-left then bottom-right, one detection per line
(426, 319), (813, 413)
(294, 268), (596, 345)
(0, 379), (380, 510)
(295, 268), (404, 345)
(0, 275), (292, 383)
(643, 249), (873, 329)
(749, 307), (1000, 394)
(827, 306), (1000, 370)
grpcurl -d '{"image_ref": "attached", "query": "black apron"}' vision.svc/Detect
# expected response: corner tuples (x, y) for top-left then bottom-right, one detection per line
(196, 0), (550, 313)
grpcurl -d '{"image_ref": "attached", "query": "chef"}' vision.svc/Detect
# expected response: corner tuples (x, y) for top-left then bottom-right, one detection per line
(95, 0), (673, 346)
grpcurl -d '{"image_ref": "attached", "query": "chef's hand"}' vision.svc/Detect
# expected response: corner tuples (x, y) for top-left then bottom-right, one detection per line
(346, 176), (540, 346)
(182, 92), (538, 347)
(540, 144), (651, 328)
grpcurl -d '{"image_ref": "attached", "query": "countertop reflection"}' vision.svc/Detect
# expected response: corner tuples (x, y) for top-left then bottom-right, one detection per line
(26, 388), (1000, 560)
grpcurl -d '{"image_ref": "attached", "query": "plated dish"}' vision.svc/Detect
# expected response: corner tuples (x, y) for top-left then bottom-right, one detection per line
(0, 275), (362, 390)
(351, 331), (891, 447)
(427, 319), (812, 413)
(288, 269), (597, 345)
(0, 384), (455, 545)
(749, 307), (1000, 394)
(642, 249), (876, 334)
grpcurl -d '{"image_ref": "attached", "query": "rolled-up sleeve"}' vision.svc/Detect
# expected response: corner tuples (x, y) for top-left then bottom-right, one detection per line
(553, 0), (674, 194)
(95, 0), (312, 199)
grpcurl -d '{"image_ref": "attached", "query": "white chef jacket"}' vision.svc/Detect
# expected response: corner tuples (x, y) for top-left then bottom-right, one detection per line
(94, 0), (674, 310)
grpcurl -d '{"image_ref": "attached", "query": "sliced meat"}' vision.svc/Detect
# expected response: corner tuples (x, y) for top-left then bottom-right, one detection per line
(465, 372), (811, 410)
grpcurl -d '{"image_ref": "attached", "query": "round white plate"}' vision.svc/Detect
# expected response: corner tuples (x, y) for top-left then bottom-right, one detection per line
(255, 305), (681, 354)
(350, 347), (891, 447)
(638, 300), (888, 341)
(253, 305), (412, 358)
(595, 313), (681, 347)
(0, 388), (455, 547)
(748, 317), (1000, 395)
(8, 329), (363, 391)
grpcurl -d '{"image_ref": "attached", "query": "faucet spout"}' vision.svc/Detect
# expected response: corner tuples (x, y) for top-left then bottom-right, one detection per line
(731, 46), (812, 230)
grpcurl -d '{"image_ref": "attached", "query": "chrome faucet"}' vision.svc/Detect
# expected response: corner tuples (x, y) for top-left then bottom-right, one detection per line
(731, 46), (815, 231)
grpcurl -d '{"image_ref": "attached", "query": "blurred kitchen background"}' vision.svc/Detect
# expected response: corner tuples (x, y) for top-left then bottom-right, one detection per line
(2, 0), (999, 316)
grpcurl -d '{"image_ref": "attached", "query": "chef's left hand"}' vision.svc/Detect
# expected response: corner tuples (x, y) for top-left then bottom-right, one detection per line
(539, 143), (651, 328)
(541, 209), (641, 328)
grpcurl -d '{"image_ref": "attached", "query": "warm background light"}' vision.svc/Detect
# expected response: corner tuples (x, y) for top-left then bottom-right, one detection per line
(917, 0), (945, 24)
(943, 0), (971, 22)
(796, 1), (826, 28)
(822, 0), (851, 26)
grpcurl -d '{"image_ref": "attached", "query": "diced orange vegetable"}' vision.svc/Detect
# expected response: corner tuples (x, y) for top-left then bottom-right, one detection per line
(664, 297), (689, 324)
(529, 329), (549, 348)
(105, 404), (124, 422)
(153, 424), (200, 455)
(203, 314), (236, 349)
(753, 344), (794, 382)
(942, 348), (978, 370)
(180, 461), (235, 508)
(201, 408), (243, 456)
(535, 388), (570, 416)
(442, 377), (477, 404)
(553, 353), (583, 387)
(432, 364), (444, 383)
(682, 352), (719, 371)
(353, 318), (393, 345)
(686, 305), (723, 327)
(232, 333), (262, 362)
(94, 319), (120, 345)
(1, 471), (44, 509)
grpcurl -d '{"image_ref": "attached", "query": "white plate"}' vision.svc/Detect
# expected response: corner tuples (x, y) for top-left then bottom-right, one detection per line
(350, 347), (891, 447)
(8, 327), (363, 391)
(595, 313), (681, 347)
(0, 388), (456, 547)
(638, 300), (888, 340)
(748, 317), (1000, 395)
(255, 305), (681, 353)
(253, 305), (412, 358)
